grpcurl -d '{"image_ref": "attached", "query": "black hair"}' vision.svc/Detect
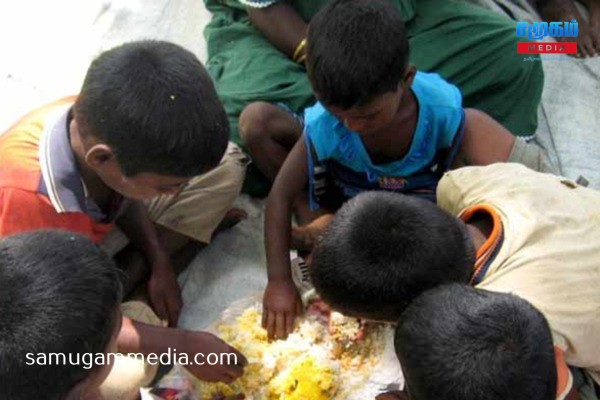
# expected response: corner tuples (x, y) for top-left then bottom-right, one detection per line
(306, 0), (410, 109)
(311, 191), (474, 321)
(0, 230), (122, 400)
(74, 40), (229, 177)
(395, 284), (557, 400)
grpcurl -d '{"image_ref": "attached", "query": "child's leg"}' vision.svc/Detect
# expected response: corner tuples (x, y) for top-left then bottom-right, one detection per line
(108, 143), (249, 297)
(144, 142), (248, 247)
(109, 227), (206, 299)
(291, 213), (335, 252)
(239, 101), (303, 182)
(113, 249), (150, 298)
(240, 102), (317, 223)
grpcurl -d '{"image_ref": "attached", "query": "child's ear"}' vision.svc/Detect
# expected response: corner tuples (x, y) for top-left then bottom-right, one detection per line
(85, 144), (115, 169)
(402, 65), (417, 88)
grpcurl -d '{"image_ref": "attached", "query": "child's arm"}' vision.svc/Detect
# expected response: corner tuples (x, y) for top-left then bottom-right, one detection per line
(263, 136), (310, 340)
(117, 202), (182, 326)
(454, 108), (556, 173)
(454, 108), (515, 167)
(118, 317), (247, 383)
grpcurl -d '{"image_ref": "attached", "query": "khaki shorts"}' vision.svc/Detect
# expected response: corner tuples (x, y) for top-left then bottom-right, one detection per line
(146, 142), (248, 243)
(99, 301), (165, 400)
(102, 142), (248, 255)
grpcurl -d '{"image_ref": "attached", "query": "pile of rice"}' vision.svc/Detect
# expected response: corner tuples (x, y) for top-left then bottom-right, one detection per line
(200, 303), (387, 400)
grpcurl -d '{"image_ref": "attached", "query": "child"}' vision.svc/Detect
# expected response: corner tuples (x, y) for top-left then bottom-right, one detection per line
(226, 0), (546, 199)
(311, 163), (600, 398)
(0, 41), (247, 397)
(0, 230), (122, 400)
(389, 284), (566, 400)
(258, 0), (554, 340)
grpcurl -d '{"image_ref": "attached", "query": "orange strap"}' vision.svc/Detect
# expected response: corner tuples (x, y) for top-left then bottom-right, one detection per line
(459, 204), (503, 284)
(555, 347), (576, 400)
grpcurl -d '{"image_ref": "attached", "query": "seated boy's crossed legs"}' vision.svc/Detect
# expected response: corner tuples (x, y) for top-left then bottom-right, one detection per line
(103, 142), (248, 298)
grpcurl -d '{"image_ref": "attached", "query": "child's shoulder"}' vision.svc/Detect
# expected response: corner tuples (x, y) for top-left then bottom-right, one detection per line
(412, 72), (464, 145)
(0, 122), (43, 176)
(303, 101), (346, 140)
(302, 102), (347, 160)
(304, 102), (337, 128)
(0, 98), (75, 190)
(1, 97), (74, 158)
(412, 71), (462, 110)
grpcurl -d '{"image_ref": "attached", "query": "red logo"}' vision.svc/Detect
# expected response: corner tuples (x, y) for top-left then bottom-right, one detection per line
(378, 177), (408, 190)
(517, 42), (577, 54)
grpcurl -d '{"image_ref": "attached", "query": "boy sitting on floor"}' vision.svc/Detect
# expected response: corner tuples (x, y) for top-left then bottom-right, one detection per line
(381, 284), (572, 400)
(311, 164), (600, 399)
(0, 230), (122, 400)
(255, 0), (555, 340)
(0, 41), (247, 398)
(0, 230), (246, 400)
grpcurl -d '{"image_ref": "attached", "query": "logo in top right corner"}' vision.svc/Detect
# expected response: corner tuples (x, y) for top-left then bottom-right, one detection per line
(516, 20), (578, 54)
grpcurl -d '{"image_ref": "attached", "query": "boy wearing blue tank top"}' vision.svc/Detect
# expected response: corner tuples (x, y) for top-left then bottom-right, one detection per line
(244, 0), (555, 340)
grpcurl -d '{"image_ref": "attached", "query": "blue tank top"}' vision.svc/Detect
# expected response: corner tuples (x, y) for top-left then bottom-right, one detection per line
(304, 71), (464, 210)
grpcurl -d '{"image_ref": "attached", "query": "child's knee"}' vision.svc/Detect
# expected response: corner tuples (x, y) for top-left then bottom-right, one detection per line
(215, 143), (248, 201)
(238, 101), (282, 146)
(99, 301), (164, 400)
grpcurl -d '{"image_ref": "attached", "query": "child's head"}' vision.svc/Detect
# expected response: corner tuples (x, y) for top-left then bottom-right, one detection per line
(306, 0), (415, 136)
(73, 40), (229, 200)
(395, 284), (557, 400)
(0, 230), (123, 400)
(311, 191), (474, 321)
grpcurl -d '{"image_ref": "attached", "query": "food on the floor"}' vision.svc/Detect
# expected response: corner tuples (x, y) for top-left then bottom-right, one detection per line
(201, 303), (388, 400)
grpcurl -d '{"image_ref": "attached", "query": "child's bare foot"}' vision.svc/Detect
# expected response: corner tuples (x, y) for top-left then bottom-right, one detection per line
(541, 0), (599, 57)
(291, 214), (334, 251)
(291, 226), (313, 252)
(214, 208), (248, 235)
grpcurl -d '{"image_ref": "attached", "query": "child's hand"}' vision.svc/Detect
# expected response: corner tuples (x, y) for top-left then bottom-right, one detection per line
(148, 257), (183, 327)
(180, 331), (248, 384)
(212, 393), (245, 400)
(262, 279), (303, 340)
(376, 391), (410, 400)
